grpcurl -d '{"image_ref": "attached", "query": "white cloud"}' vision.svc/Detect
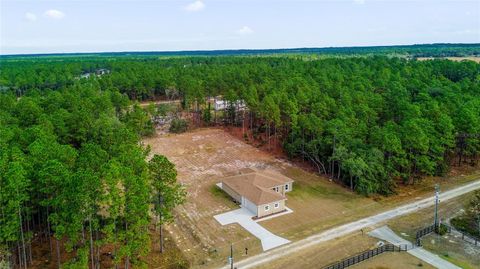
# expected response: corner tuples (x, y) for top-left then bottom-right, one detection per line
(44, 9), (65, 19)
(25, 12), (37, 22)
(353, 0), (365, 4)
(185, 1), (205, 12)
(237, 26), (254, 35)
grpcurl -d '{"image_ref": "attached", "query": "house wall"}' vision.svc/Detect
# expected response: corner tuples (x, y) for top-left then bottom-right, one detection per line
(271, 182), (293, 195)
(257, 200), (286, 218)
(283, 182), (293, 193)
(221, 183), (242, 202)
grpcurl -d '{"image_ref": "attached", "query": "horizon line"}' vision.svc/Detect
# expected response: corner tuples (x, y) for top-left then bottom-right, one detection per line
(2, 42), (480, 58)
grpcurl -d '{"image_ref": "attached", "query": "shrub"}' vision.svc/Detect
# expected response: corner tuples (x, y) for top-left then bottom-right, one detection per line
(169, 118), (188, 133)
(436, 223), (449, 236)
(451, 216), (480, 238)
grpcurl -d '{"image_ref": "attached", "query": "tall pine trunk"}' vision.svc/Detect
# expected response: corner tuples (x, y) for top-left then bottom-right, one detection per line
(55, 238), (61, 269)
(89, 219), (95, 269)
(18, 206), (27, 269)
(160, 223), (164, 253)
(46, 206), (53, 255)
(124, 221), (129, 269)
(26, 217), (32, 265)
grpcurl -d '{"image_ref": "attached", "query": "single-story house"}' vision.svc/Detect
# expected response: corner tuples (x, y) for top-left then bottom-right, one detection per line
(219, 168), (294, 218)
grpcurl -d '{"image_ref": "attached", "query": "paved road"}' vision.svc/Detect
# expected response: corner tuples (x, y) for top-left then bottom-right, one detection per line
(369, 226), (461, 269)
(214, 207), (290, 251)
(225, 179), (480, 269)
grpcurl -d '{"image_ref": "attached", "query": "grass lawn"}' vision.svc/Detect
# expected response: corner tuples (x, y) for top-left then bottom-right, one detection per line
(256, 233), (434, 269)
(349, 252), (435, 269)
(143, 128), (480, 268)
(388, 193), (480, 268)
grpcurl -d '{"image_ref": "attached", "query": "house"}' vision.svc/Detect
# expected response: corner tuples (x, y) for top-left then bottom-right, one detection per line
(213, 99), (247, 111)
(77, 69), (110, 80)
(80, 73), (91, 79)
(219, 168), (294, 219)
(95, 68), (110, 76)
(214, 99), (227, 110)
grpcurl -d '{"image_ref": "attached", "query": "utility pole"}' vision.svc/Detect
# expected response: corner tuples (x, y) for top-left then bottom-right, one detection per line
(230, 243), (234, 269)
(434, 184), (440, 231)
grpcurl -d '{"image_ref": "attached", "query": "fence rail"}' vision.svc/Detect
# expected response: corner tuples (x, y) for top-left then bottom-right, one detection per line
(415, 224), (435, 241)
(415, 224), (437, 246)
(323, 244), (410, 269)
(444, 224), (480, 246)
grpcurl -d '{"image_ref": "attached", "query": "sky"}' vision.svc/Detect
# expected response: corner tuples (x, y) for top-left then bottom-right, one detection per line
(1, 0), (479, 55)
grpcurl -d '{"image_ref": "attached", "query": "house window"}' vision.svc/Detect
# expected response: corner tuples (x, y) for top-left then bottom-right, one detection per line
(285, 184), (289, 190)
(264, 205), (270, 211)
(274, 203), (279, 208)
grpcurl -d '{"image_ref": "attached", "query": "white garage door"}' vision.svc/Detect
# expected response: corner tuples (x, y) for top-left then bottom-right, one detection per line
(242, 197), (257, 215)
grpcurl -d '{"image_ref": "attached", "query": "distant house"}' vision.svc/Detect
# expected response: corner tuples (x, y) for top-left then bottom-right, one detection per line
(95, 69), (110, 76)
(80, 73), (91, 79)
(77, 69), (110, 80)
(218, 168), (294, 218)
(213, 99), (247, 111)
(214, 99), (227, 110)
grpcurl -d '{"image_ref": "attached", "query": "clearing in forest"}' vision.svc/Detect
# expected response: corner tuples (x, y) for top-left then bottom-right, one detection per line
(143, 128), (479, 268)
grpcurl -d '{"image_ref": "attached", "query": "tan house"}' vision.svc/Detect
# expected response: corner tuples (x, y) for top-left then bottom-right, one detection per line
(219, 168), (294, 218)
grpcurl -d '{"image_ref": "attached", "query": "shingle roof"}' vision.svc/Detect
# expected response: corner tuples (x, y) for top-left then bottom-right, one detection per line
(221, 168), (294, 205)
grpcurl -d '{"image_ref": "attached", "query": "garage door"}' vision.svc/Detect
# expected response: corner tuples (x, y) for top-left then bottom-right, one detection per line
(243, 197), (257, 215)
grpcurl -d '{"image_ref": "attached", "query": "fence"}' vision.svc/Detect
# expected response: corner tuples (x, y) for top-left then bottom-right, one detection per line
(444, 224), (480, 246)
(323, 244), (410, 269)
(415, 223), (454, 246)
(415, 224), (436, 246)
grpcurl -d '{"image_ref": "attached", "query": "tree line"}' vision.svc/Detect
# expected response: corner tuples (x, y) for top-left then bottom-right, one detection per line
(0, 85), (185, 268)
(1, 43), (478, 59)
(1, 55), (479, 197)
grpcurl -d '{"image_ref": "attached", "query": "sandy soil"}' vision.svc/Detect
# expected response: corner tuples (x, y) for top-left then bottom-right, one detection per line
(143, 128), (480, 269)
(417, 57), (480, 63)
(143, 128), (287, 268)
(143, 128), (376, 268)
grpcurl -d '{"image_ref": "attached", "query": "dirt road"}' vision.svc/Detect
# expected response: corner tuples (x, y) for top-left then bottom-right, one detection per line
(226, 179), (480, 269)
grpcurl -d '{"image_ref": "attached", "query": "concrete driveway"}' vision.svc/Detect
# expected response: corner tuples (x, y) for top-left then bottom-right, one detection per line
(214, 207), (290, 251)
(369, 226), (461, 269)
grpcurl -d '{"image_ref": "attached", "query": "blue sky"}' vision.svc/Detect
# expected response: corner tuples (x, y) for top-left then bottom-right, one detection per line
(1, 0), (479, 55)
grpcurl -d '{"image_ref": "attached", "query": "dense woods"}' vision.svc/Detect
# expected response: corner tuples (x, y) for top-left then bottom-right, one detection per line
(0, 86), (184, 268)
(2, 54), (479, 194)
(1, 47), (480, 267)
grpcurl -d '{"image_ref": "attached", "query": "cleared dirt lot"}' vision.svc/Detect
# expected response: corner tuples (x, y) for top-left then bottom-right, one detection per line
(144, 128), (280, 267)
(417, 56), (480, 63)
(143, 128), (479, 268)
(143, 128), (376, 268)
